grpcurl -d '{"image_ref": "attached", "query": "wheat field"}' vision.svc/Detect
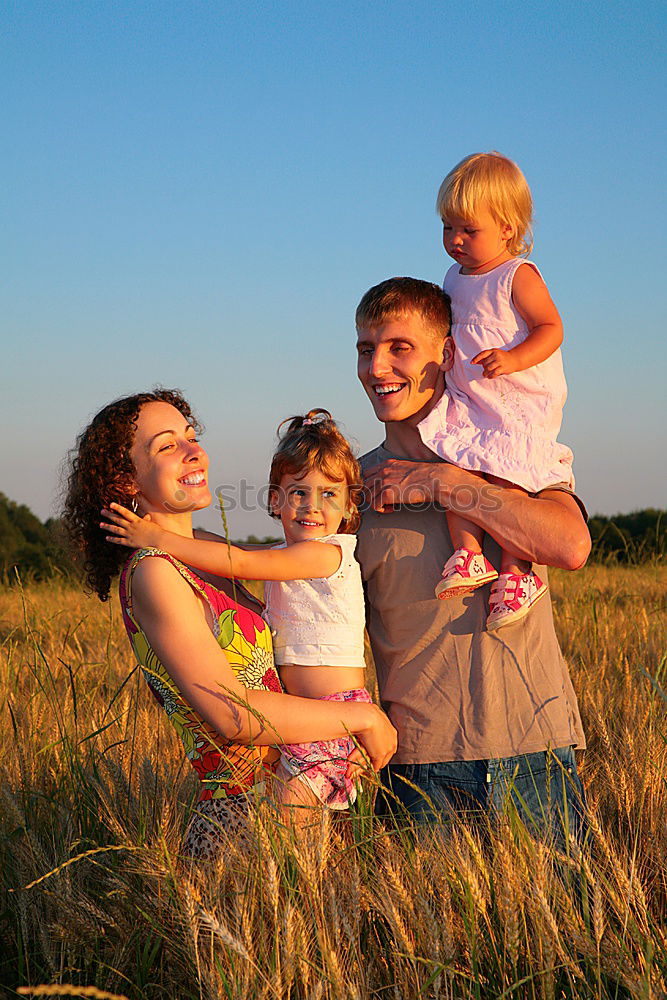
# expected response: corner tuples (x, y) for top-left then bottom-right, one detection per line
(1, 564), (665, 999)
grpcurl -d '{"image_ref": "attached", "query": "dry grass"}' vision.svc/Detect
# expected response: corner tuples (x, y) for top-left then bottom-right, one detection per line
(1, 565), (666, 999)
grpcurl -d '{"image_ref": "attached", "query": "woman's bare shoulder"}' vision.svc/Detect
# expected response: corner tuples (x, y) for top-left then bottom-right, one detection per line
(131, 554), (199, 614)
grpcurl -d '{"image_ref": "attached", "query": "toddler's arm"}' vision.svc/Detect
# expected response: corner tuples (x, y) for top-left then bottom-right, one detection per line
(473, 263), (563, 378)
(100, 503), (341, 580)
(192, 527), (276, 550)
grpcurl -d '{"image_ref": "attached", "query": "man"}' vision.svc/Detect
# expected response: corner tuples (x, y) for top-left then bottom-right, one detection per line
(355, 277), (589, 838)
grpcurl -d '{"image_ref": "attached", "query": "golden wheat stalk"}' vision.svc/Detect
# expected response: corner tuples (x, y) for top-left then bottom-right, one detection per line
(17, 986), (130, 1000)
(12, 845), (141, 891)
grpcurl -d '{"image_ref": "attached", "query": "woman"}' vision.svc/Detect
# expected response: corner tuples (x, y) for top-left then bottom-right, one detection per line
(63, 388), (396, 860)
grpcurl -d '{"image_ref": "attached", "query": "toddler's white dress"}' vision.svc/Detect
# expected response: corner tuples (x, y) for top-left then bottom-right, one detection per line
(418, 258), (574, 493)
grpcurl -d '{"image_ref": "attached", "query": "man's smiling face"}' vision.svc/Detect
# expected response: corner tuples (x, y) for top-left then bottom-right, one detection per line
(356, 312), (452, 426)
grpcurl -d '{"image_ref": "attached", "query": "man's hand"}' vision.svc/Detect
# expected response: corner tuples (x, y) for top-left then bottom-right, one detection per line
(472, 347), (518, 378)
(363, 460), (446, 512)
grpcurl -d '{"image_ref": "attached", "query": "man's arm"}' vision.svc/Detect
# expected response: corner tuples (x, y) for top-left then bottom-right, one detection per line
(363, 460), (590, 570)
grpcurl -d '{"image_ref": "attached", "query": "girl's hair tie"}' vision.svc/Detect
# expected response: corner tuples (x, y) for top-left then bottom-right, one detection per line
(303, 418), (314, 425)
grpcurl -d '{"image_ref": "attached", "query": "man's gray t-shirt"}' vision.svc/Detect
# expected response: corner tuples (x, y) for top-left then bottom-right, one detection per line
(358, 444), (585, 765)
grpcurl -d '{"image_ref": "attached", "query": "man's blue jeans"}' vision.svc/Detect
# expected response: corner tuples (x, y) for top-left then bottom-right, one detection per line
(377, 746), (586, 847)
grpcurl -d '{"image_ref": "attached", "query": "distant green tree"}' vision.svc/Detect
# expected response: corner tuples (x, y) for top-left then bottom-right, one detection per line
(233, 534), (283, 547)
(588, 508), (666, 563)
(0, 494), (78, 582)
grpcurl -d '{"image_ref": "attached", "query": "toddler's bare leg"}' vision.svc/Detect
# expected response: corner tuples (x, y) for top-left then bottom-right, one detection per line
(436, 471), (498, 599)
(486, 475), (531, 574)
(485, 477), (549, 630)
(446, 468), (485, 552)
(446, 510), (484, 553)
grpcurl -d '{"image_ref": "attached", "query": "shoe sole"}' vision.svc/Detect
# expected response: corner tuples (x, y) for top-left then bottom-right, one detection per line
(486, 582), (549, 630)
(435, 572), (499, 600)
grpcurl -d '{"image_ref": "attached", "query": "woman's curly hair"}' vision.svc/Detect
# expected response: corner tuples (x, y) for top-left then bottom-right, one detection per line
(62, 388), (202, 602)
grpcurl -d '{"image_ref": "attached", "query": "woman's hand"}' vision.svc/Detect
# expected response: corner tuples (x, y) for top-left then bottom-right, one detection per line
(355, 704), (397, 771)
(101, 502), (164, 550)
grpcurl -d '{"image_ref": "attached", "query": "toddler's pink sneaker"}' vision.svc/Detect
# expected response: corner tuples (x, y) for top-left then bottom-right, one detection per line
(435, 547), (498, 599)
(486, 571), (548, 630)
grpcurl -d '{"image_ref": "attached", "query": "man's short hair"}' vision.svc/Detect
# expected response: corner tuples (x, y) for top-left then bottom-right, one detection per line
(355, 277), (451, 341)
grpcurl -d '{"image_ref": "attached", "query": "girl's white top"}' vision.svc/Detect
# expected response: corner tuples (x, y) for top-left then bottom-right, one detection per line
(263, 533), (366, 668)
(418, 258), (574, 493)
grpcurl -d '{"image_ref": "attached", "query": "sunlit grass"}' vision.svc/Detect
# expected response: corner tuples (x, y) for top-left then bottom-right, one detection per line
(1, 565), (666, 998)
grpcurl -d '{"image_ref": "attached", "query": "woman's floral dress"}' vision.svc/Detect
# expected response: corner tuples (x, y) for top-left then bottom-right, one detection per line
(119, 549), (282, 859)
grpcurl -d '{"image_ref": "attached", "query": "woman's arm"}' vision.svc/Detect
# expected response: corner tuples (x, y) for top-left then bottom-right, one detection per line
(131, 556), (396, 768)
(363, 461), (590, 570)
(472, 263), (563, 378)
(102, 503), (342, 580)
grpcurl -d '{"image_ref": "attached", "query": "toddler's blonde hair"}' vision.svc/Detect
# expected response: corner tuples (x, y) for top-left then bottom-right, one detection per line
(436, 152), (533, 257)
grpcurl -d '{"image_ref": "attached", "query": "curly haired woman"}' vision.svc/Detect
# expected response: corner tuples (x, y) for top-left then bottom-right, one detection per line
(63, 388), (396, 860)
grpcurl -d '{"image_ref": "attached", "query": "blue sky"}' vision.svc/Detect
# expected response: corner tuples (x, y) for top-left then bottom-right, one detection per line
(3, 0), (666, 537)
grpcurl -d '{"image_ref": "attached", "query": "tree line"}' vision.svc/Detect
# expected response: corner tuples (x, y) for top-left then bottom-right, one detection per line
(587, 508), (665, 564)
(0, 492), (664, 583)
(0, 493), (78, 582)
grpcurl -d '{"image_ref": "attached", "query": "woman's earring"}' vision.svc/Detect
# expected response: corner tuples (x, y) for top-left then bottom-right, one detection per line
(130, 497), (139, 514)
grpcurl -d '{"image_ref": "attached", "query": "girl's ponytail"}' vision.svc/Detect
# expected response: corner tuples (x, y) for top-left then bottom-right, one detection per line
(277, 408), (336, 437)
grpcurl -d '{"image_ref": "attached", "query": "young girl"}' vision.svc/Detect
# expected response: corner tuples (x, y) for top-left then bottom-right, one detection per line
(101, 409), (371, 816)
(418, 151), (574, 629)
